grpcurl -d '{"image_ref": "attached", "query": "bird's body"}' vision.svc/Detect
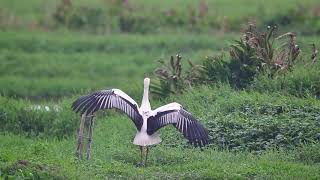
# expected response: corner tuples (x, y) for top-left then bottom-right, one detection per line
(72, 78), (208, 165)
(132, 78), (162, 146)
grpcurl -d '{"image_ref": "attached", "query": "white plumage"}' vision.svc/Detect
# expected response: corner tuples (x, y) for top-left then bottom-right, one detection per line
(72, 78), (208, 165)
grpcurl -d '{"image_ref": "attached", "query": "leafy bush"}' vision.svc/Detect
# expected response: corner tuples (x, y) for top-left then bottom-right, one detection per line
(228, 24), (301, 87)
(207, 104), (320, 151)
(0, 96), (78, 138)
(251, 64), (320, 98)
(160, 86), (320, 151)
(201, 52), (230, 84)
(151, 54), (204, 98)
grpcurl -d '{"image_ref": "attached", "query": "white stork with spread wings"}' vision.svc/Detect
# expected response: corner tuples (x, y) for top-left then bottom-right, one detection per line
(72, 78), (208, 165)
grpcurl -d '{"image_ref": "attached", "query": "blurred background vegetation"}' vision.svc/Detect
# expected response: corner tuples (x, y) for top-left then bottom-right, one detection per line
(0, 0), (320, 179)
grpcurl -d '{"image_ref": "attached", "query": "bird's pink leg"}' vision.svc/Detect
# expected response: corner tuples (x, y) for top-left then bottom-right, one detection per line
(139, 146), (143, 164)
(145, 146), (149, 166)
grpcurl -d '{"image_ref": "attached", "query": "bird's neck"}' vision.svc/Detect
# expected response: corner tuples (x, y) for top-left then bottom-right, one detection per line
(141, 85), (151, 110)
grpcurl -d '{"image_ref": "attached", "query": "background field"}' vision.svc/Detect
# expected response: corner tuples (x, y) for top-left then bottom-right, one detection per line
(1, 0), (320, 179)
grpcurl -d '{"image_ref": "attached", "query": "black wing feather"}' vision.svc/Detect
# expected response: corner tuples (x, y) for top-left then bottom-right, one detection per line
(72, 90), (143, 131)
(147, 107), (209, 147)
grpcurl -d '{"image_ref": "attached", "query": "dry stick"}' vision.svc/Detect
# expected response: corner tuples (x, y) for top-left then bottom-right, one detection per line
(86, 114), (95, 160)
(76, 114), (86, 159)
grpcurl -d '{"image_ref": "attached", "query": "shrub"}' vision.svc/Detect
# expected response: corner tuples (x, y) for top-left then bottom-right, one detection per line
(230, 24), (301, 86)
(201, 52), (230, 84)
(150, 54), (204, 99)
(251, 64), (320, 98)
(0, 97), (78, 138)
(164, 86), (320, 151)
(207, 104), (320, 151)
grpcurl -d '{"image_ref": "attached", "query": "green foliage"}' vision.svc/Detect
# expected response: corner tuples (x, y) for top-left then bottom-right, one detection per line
(69, 7), (108, 33)
(251, 64), (320, 98)
(0, 114), (320, 179)
(228, 25), (301, 88)
(0, 1), (320, 179)
(228, 39), (260, 88)
(162, 86), (320, 151)
(264, 5), (320, 35)
(0, 160), (67, 179)
(151, 54), (204, 98)
(294, 144), (320, 163)
(2, 0), (320, 34)
(201, 52), (230, 83)
(53, 0), (73, 26)
(207, 104), (320, 151)
(0, 31), (230, 99)
(53, 0), (108, 33)
(0, 96), (78, 138)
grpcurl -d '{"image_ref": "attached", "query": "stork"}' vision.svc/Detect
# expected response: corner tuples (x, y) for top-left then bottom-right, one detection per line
(72, 78), (208, 165)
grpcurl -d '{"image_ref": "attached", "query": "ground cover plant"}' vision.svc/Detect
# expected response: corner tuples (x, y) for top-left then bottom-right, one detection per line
(0, 30), (234, 99)
(1, 86), (320, 179)
(1, 0), (319, 34)
(1, 0), (320, 179)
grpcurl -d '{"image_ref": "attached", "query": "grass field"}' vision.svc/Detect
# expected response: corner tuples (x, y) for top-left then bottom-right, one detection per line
(1, 87), (320, 179)
(0, 30), (237, 99)
(1, 125), (320, 179)
(1, 0), (320, 179)
(1, 0), (318, 24)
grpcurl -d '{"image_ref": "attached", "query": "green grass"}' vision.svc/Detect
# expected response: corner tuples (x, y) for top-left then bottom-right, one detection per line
(1, 0), (318, 24)
(1, 117), (320, 179)
(1, 0), (319, 34)
(1, 85), (319, 150)
(1, 0), (320, 179)
(0, 30), (235, 99)
(0, 30), (319, 99)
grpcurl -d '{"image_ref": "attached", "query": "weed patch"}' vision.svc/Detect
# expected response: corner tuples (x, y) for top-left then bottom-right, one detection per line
(0, 160), (66, 179)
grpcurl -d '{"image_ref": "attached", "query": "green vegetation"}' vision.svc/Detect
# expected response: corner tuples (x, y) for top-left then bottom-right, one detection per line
(0, 96), (78, 138)
(1, 0), (319, 34)
(0, 30), (234, 99)
(1, 0), (320, 179)
(1, 86), (320, 178)
(1, 133), (320, 179)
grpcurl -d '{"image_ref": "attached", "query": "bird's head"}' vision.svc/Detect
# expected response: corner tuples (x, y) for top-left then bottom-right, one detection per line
(144, 77), (150, 88)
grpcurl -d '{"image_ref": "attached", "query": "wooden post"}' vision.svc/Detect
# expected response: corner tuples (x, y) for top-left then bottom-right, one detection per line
(86, 114), (95, 160)
(76, 114), (86, 159)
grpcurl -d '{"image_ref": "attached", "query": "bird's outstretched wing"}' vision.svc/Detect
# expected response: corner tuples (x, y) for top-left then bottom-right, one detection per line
(147, 103), (209, 147)
(72, 89), (143, 130)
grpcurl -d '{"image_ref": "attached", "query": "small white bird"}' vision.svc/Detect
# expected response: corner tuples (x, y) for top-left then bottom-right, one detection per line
(72, 78), (208, 165)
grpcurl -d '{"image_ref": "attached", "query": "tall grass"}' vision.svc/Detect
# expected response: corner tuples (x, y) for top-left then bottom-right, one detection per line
(0, 31), (233, 99)
(251, 64), (320, 98)
(0, 96), (78, 138)
(1, 85), (319, 150)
